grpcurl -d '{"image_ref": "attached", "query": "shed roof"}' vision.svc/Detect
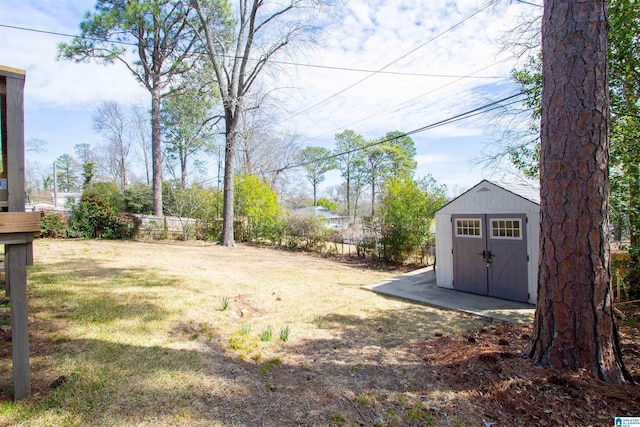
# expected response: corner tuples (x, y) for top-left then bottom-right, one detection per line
(491, 180), (540, 205)
(437, 179), (540, 214)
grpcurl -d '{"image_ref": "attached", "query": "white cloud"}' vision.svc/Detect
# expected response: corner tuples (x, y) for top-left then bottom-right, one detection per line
(273, 0), (529, 144)
(0, 0), (540, 188)
(1, 1), (149, 110)
(415, 153), (455, 166)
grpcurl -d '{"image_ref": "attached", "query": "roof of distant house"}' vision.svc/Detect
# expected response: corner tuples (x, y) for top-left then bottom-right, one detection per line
(291, 206), (345, 219)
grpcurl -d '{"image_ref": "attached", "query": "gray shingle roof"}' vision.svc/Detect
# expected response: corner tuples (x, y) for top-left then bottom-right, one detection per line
(490, 180), (540, 205)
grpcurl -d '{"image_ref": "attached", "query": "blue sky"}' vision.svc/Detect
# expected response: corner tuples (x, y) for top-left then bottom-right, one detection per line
(0, 0), (541, 196)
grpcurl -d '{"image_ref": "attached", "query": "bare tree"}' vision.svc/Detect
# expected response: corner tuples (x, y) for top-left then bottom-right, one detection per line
(24, 160), (49, 203)
(74, 143), (94, 165)
(93, 101), (132, 190)
(25, 139), (51, 202)
(130, 104), (152, 186)
(192, 0), (329, 246)
(478, 1), (542, 175)
(525, 0), (631, 383)
(236, 107), (301, 192)
(26, 138), (48, 154)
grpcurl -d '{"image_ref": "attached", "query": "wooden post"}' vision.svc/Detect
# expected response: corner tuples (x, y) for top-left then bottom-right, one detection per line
(8, 244), (28, 398)
(1, 65), (32, 400)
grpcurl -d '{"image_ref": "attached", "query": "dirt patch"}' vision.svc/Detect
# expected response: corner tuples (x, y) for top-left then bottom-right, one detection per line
(416, 319), (640, 426)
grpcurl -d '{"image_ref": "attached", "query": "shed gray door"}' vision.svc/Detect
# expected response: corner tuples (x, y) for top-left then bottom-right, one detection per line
(486, 214), (528, 302)
(452, 215), (488, 296)
(452, 214), (528, 302)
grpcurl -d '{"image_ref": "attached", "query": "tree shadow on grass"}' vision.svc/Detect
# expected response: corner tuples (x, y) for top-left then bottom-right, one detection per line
(0, 300), (493, 426)
(0, 335), (456, 426)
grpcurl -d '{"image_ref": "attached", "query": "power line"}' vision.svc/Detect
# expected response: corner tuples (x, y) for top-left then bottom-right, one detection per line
(264, 60), (507, 79)
(285, 91), (527, 172)
(280, 0), (499, 121)
(301, 60), (510, 144)
(0, 23), (507, 79)
(514, 0), (542, 7)
(0, 23), (141, 47)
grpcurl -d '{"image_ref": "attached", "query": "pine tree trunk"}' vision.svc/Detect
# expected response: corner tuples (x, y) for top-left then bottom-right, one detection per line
(526, 0), (631, 383)
(180, 147), (188, 190)
(151, 89), (163, 216)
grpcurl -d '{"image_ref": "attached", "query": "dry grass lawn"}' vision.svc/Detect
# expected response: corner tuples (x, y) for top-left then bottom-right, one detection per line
(2, 240), (638, 426)
(0, 239), (483, 426)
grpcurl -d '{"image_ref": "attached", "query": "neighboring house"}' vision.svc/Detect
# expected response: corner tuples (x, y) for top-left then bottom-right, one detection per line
(26, 191), (82, 213)
(434, 179), (540, 304)
(51, 192), (82, 209)
(291, 206), (348, 231)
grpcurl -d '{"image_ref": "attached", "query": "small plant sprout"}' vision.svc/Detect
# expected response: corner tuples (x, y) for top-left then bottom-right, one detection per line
(258, 357), (282, 374)
(354, 394), (371, 407)
(329, 412), (346, 423)
(261, 325), (273, 342)
(221, 296), (231, 311)
(240, 323), (251, 335)
(279, 325), (290, 342)
(313, 316), (324, 329)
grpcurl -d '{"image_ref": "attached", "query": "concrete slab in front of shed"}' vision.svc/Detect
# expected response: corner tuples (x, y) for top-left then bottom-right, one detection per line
(362, 267), (535, 324)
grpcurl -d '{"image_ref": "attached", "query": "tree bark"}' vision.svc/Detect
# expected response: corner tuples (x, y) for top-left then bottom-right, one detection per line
(370, 171), (376, 218)
(220, 114), (238, 246)
(313, 182), (317, 206)
(151, 89), (163, 216)
(526, 0), (631, 383)
(180, 146), (188, 190)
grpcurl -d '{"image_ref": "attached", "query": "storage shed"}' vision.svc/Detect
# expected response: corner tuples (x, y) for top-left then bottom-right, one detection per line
(434, 180), (539, 304)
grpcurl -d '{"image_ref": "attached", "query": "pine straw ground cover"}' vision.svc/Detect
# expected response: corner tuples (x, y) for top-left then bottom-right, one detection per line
(0, 239), (637, 426)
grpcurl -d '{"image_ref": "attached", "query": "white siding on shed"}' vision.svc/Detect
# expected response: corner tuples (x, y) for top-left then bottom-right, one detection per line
(435, 180), (539, 304)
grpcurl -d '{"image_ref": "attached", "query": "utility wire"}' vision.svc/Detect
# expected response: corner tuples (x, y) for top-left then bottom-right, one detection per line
(263, 60), (507, 79)
(514, 0), (542, 7)
(285, 91), (527, 172)
(280, 0), (499, 121)
(0, 23), (507, 79)
(0, 23), (141, 47)
(301, 60), (510, 143)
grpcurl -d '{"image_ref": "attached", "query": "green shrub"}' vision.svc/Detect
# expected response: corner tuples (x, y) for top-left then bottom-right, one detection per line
(91, 182), (124, 212)
(67, 193), (112, 238)
(316, 197), (338, 212)
(123, 185), (153, 214)
(627, 247), (640, 300)
(282, 213), (327, 250)
(113, 213), (138, 239)
(235, 174), (282, 243)
(67, 192), (136, 239)
(378, 175), (446, 263)
(40, 213), (67, 238)
(612, 251), (638, 301)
